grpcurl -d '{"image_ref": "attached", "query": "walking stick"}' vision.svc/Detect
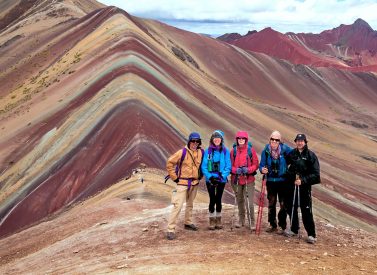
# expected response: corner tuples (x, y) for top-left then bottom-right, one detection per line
(245, 174), (252, 232)
(289, 183), (301, 242)
(256, 174), (267, 235)
(231, 175), (239, 231)
(297, 185), (301, 240)
(290, 184), (297, 230)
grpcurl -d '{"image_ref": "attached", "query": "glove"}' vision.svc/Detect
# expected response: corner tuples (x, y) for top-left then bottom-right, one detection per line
(174, 178), (179, 183)
(241, 167), (248, 174)
(209, 176), (219, 185)
(236, 168), (242, 175)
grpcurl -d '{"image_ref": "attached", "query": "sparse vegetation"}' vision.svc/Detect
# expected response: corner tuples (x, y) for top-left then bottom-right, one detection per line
(360, 155), (377, 163)
(339, 120), (368, 129)
(171, 46), (199, 69)
(23, 87), (31, 94)
(73, 52), (82, 63)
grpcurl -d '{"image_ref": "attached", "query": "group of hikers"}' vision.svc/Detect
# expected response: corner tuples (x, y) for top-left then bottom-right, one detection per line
(165, 130), (321, 244)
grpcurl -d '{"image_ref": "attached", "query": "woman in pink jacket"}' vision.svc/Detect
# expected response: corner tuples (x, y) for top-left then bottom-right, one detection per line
(230, 131), (259, 229)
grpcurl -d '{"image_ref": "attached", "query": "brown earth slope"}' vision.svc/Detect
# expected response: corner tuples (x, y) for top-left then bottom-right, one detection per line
(0, 170), (376, 274)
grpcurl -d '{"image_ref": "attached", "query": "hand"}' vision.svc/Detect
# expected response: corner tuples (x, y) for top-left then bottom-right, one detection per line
(209, 176), (220, 184)
(294, 178), (301, 186)
(241, 167), (248, 174)
(218, 172), (223, 181)
(261, 167), (268, 174)
(236, 168), (242, 175)
(210, 177), (219, 186)
(174, 178), (179, 183)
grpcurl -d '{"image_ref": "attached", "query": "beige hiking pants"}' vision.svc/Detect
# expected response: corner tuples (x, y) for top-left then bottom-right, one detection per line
(232, 182), (255, 225)
(167, 184), (199, 232)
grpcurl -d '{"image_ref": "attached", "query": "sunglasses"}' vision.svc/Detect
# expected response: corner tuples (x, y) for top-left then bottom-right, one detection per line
(237, 137), (246, 140)
(270, 138), (280, 142)
(190, 139), (200, 143)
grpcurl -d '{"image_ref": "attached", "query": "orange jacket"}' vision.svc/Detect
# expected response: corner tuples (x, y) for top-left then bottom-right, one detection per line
(166, 146), (203, 186)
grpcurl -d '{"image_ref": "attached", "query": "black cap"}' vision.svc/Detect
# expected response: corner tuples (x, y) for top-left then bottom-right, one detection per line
(294, 134), (307, 142)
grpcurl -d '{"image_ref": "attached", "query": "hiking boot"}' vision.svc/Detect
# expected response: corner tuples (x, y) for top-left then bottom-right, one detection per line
(265, 226), (278, 233)
(277, 228), (285, 235)
(283, 229), (298, 237)
(235, 216), (245, 228)
(249, 223), (256, 231)
(184, 224), (198, 231)
(215, 216), (223, 229)
(209, 217), (216, 230)
(306, 236), (317, 244)
(166, 232), (175, 240)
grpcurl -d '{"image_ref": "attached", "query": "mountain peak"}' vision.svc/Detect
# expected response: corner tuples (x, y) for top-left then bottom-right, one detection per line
(217, 32), (242, 42)
(353, 18), (373, 30)
(246, 30), (257, 36)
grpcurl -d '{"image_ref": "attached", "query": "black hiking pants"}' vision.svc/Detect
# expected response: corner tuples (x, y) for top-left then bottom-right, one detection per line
(287, 184), (316, 237)
(266, 180), (288, 229)
(206, 181), (225, 213)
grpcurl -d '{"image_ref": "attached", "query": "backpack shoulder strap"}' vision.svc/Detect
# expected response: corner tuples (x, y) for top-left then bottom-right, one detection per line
(178, 148), (187, 171)
(247, 141), (253, 159)
(232, 141), (253, 160)
(232, 143), (237, 160)
(198, 148), (204, 179)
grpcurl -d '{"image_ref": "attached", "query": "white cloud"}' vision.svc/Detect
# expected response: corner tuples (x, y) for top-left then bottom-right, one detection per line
(98, 0), (377, 34)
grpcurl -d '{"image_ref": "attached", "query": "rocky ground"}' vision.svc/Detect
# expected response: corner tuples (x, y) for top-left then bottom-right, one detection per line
(0, 171), (376, 274)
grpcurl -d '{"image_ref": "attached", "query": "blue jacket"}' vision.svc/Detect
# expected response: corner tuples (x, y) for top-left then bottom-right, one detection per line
(201, 147), (231, 183)
(259, 143), (293, 182)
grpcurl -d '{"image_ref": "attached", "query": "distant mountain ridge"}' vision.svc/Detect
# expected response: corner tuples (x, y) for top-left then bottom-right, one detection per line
(218, 18), (377, 72)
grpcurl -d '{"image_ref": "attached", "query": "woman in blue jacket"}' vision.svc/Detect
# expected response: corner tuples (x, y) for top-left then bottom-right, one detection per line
(259, 130), (292, 233)
(201, 130), (231, 230)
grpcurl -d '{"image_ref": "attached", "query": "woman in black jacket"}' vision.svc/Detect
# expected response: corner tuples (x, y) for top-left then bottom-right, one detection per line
(285, 134), (321, 244)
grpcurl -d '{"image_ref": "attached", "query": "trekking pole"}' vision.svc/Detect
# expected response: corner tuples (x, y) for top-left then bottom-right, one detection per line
(297, 185), (301, 240)
(290, 184), (297, 231)
(231, 176), (239, 231)
(245, 174), (252, 232)
(256, 174), (267, 235)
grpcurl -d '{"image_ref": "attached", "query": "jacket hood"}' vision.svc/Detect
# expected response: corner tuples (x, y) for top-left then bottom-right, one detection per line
(235, 131), (248, 142)
(210, 129), (224, 145)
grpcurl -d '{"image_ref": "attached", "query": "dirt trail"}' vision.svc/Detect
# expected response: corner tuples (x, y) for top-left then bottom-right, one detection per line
(0, 172), (376, 274)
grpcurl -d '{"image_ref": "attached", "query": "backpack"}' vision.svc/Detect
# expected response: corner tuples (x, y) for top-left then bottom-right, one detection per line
(232, 141), (257, 176)
(164, 148), (204, 183)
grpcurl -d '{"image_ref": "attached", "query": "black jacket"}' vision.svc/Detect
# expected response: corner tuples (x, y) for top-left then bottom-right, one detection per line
(287, 145), (321, 185)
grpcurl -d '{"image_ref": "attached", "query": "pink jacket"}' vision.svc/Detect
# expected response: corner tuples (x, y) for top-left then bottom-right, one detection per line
(230, 131), (259, 185)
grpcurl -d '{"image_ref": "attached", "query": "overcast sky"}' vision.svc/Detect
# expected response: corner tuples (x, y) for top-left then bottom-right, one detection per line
(98, 0), (377, 36)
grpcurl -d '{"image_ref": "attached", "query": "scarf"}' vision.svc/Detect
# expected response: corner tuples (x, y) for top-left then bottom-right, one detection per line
(208, 144), (221, 154)
(269, 144), (281, 160)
